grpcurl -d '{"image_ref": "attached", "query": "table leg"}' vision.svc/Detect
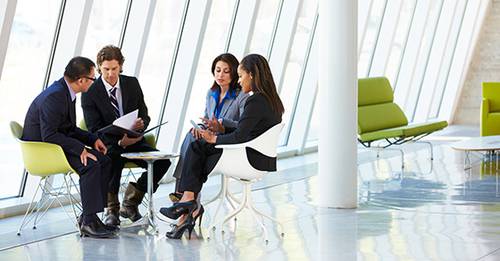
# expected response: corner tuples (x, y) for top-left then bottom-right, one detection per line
(146, 160), (157, 234)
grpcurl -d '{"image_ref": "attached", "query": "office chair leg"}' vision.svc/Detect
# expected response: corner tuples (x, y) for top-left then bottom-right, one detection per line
(203, 175), (226, 206)
(208, 176), (229, 232)
(249, 204), (285, 237)
(64, 175), (81, 233)
(220, 187), (248, 233)
(17, 179), (43, 235)
(416, 140), (433, 160)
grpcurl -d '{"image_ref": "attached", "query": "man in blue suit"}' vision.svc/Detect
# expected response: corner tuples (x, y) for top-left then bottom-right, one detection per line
(22, 57), (115, 238)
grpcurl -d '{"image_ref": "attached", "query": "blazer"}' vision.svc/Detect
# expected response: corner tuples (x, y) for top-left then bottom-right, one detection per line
(81, 75), (150, 146)
(204, 88), (249, 129)
(216, 93), (282, 171)
(22, 78), (97, 157)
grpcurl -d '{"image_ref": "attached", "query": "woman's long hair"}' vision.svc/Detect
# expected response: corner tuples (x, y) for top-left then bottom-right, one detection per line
(210, 53), (240, 93)
(240, 54), (284, 115)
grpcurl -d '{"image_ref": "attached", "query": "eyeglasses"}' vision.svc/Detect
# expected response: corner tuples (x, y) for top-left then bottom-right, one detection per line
(82, 76), (96, 82)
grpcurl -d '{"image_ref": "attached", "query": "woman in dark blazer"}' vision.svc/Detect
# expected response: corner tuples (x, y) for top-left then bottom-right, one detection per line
(160, 54), (285, 239)
(170, 53), (248, 200)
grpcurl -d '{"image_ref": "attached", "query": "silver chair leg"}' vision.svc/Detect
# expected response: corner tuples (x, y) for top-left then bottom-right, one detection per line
(17, 178), (43, 235)
(415, 140), (433, 160)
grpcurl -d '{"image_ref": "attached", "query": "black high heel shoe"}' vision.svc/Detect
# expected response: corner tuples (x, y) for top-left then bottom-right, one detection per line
(159, 200), (197, 220)
(193, 205), (204, 227)
(166, 215), (195, 239)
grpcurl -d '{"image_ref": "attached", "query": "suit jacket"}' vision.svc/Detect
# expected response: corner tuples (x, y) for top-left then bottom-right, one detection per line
(216, 93), (282, 171)
(81, 75), (150, 146)
(22, 78), (97, 157)
(204, 88), (249, 129)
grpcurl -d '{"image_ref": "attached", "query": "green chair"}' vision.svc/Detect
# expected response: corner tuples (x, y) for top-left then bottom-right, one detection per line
(358, 77), (448, 170)
(481, 82), (500, 136)
(10, 121), (81, 235)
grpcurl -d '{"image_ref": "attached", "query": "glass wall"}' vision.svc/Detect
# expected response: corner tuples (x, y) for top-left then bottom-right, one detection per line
(0, 0), (490, 201)
(0, 0), (61, 198)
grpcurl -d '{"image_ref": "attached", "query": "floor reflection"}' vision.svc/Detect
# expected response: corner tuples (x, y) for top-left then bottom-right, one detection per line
(2, 144), (500, 260)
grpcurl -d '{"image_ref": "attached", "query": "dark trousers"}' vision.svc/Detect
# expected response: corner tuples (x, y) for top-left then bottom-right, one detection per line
(66, 149), (112, 216)
(107, 140), (171, 194)
(178, 139), (222, 194)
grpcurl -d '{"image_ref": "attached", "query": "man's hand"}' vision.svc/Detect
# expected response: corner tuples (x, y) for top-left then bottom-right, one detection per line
(119, 134), (143, 148)
(200, 129), (217, 144)
(94, 139), (107, 155)
(80, 148), (97, 166)
(132, 117), (145, 131)
(200, 116), (224, 133)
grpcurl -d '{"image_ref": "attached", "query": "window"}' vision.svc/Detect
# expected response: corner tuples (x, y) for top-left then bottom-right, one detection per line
(183, 0), (236, 135)
(138, 1), (186, 126)
(0, 0), (61, 199)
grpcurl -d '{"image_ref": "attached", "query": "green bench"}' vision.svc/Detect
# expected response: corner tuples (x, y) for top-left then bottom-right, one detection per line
(358, 77), (448, 170)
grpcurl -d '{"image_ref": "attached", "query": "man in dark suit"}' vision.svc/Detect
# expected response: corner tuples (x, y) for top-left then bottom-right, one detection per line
(82, 45), (171, 227)
(22, 57), (115, 238)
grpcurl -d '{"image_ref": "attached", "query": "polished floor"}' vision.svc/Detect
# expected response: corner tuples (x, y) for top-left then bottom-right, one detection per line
(2, 129), (500, 260)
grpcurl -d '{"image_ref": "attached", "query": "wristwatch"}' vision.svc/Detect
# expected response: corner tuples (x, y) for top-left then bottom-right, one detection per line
(118, 139), (123, 147)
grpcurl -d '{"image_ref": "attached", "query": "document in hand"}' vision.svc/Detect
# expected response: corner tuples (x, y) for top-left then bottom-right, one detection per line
(97, 110), (169, 138)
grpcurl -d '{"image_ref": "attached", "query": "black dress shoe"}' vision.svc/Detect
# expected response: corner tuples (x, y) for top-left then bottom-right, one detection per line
(159, 200), (197, 220)
(80, 220), (115, 238)
(98, 216), (119, 232)
(103, 210), (120, 229)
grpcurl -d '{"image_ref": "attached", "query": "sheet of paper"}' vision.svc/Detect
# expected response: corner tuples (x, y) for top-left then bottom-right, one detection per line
(113, 109), (138, 130)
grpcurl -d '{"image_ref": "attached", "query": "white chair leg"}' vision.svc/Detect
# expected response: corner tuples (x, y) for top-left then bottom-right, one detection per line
(208, 176), (229, 231)
(220, 188), (248, 233)
(203, 175), (225, 206)
(249, 204), (284, 237)
(243, 184), (269, 242)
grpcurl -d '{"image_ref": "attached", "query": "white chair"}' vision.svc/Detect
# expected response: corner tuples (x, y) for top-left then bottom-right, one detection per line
(207, 123), (285, 242)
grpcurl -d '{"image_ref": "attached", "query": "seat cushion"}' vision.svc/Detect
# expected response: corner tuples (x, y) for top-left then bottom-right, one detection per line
(359, 120), (448, 142)
(358, 103), (408, 134)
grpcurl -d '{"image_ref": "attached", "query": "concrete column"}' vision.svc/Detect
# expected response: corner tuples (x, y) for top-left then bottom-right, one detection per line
(318, 0), (358, 208)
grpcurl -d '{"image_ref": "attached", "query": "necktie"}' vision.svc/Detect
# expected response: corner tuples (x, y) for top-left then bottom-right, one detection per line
(109, 87), (120, 119)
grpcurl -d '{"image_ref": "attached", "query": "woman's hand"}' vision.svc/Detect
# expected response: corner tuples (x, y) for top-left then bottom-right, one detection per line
(190, 128), (203, 140)
(200, 129), (217, 144)
(200, 117), (224, 133)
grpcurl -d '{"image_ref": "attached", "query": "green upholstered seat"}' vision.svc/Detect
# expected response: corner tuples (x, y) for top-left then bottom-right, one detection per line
(358, 77), (448, 145)
(481, 82), (500, 136)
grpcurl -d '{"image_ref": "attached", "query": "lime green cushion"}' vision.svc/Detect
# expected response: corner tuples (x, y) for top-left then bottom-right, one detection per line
(358, 77), (393, 106)
(359, 120), (448, 142)
(483, 82), (500, 112)
(358, 103), (408, 134)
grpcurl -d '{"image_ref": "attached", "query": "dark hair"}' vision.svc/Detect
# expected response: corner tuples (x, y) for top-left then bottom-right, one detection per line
(240, 54), (284, 115)
(96, 45), (125, 74)
(210, 53), (240, 93)
(64, 56), (95, 82)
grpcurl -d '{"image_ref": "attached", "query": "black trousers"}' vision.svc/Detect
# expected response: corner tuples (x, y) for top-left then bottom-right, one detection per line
(66, 149), (112, 216)
(107, 139), (171, 194)
(178, 139), (222, 194)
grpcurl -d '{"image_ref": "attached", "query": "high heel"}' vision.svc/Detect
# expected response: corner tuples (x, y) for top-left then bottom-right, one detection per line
(166, 215), (195, 239)
(159, 200), (197, 220)
(193, 205), (204, 227)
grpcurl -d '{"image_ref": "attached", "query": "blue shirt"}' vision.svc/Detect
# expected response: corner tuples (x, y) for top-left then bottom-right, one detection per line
(211, 88), (237, 119)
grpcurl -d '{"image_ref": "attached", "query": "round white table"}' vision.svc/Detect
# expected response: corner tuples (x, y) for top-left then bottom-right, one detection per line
(451, 135), (500, 172)
(121, 151), (178, 235)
